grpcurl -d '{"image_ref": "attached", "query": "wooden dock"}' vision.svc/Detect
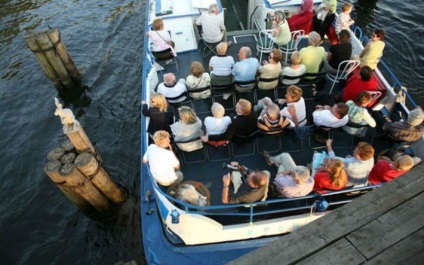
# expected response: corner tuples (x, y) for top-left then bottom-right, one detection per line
(229, 164), (424, 265)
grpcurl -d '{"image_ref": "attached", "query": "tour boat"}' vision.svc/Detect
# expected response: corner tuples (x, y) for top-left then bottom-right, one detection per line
(140, 1), (420, 264)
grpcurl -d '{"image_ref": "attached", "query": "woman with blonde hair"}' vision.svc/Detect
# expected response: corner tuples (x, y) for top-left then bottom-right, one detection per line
(141, 93), (174, 144)
(171, 106), (204, 152)
(146, 18), (176, 59)
(313, 158), (348, 193)
(186, 61), (211, 99)
(209, 42), (234, 86)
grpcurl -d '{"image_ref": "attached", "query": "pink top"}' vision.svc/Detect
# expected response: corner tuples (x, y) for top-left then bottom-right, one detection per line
(299, 0), (314, 15)
(147, 30), (172, 52)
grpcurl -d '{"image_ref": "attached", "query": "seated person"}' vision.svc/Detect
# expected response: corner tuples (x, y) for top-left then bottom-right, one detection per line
(209, 42), (234, 86)
(343, 91), (376, 137)
(195, 3), (231, 45)
(313, 102), (349, 128)
(325, 139), (375, 187)
(221, 162), (270, 204)
(257, 49), (282, 90)
(281, 51), (306, 85)
(257, 103), (291, 134)
(256, 85), (307, 127)
(357, 29), (386, 70)
(268, 10), (291, 46)
(170, 106), (203, 152)
(156, 73), (187, 103)
(383, 107), (424, 143)
(142, 130), (183, 186)
(368, 154), (415, 185)
(313, 0), (337, 40)
(204, 102), (232, 146)
(232, 46), (259, 92)
(186, 61), (211, 99)
(141, 93), (175, 143)
(313, 158), (348, 193)
(323, 29), (352, 74)
(299, 31), (326, 78)
(201, 99), (258, 143)
(287, 0), (314, 31)
(146, 18), (176, 60)
(263, 152), (313, 198)
(342, 66), (377, 102)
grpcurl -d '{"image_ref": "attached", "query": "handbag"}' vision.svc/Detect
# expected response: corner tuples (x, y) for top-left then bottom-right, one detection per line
(155, 31), (176, 56)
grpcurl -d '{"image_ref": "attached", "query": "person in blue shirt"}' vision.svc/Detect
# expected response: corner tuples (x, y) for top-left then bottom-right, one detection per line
(232, 47), (259, 92)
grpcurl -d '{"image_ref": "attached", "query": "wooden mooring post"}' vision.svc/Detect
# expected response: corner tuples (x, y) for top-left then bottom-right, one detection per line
(25, 28), (80, 91)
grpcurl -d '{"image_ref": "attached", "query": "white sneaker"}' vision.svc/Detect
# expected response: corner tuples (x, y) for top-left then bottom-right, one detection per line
(222, 93), (232, 100)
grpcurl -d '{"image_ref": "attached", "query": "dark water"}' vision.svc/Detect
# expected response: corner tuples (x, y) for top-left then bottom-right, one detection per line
(0, 0), (422, 264)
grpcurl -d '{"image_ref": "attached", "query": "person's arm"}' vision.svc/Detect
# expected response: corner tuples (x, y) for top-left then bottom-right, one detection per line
(363, 110), (377, 127)
(327, 51), (333, 61)
(359, 42), (371, 58)
(288, 105), (298, 126)
(326, 139), (334, 153)
(141, 102), (150, 117)
(208, 119), (238, 141)
(221, 173), (231, 204)
(167, 144), (181, 170)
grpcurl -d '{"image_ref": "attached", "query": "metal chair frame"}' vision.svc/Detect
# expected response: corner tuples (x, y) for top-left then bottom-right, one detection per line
(174, 137), (208, 164)
(327, 60), (360, 95)
(279, 30), (305, 63)
(256, 29), (277, 63)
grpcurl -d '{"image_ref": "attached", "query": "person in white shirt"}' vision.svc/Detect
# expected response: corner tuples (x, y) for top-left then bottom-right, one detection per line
(204, 102), (232, 146)
(209, 42), (235, 86)
(156, 73), (187, 103)
(281, 51), (305, 85)
(335, 3), (355, 34)
(142, 130), (183, 186)
(313, 102), (349, 128)
(196, 3), (232, 46)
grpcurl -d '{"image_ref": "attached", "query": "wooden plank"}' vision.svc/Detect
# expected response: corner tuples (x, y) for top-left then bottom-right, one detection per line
(347, 191), (424, 259)
(297, 238), (366, 265)
(366, 227), (424, 265)
(228, 165), (424, 265)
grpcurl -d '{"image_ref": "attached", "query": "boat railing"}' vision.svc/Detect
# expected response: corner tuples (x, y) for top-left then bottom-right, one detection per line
(148, 168), (381, 224)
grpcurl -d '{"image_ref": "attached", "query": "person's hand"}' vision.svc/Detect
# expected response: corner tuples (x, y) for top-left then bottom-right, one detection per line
(263, 98), (271, 106)
(200, 134), (209, 142)
(141, 100), (147, 105)
(262, 60), (268, 65)
(230, 161), (239, 167)
(222, 173), (231, 186)
(323, 105), (331, 110)
(326, 139), (333, 146)
(277, 98), (285, 105)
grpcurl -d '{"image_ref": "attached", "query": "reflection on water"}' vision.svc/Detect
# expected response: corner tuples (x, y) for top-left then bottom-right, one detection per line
(354, 0), (379, 29)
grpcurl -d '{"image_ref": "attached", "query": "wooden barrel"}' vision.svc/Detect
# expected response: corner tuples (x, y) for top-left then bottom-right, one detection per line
(44, 160), (92, 212)
(59, 163), (111, 212)
(75, 153), (126, 205)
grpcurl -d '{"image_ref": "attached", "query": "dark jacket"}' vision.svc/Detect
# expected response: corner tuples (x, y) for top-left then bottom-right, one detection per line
(142, 104), (174, 136)
(208, 111), (258, 141)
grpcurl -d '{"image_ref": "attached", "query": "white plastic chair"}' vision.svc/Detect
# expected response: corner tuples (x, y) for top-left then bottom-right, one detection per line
(279, 30), (305, 63)
(327, 60), (360, 95)
(367, 90), (382, 104)
(256, 29), (277, 63)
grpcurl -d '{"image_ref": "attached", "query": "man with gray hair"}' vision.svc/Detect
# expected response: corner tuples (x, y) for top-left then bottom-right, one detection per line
(232, 46), (259, 92)
(196, 3), (232, 46)
(156, 73), (187, 103)
(383, 106), (424, 143)
(263, 152), (314, 197)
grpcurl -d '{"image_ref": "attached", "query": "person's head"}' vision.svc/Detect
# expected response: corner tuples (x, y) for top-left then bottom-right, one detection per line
(208, 3), (219, 14)
(341, 3), (353, 13)
(293, 166), (311, 185)
(153, 130), (170, 148)
(355, 91), (372, 107)
(339, 29), (351, 44)
(216, 42), (228, 55)
(327, 159), (347, 188)
(235, 99), (252, 116)
(266, 103), (280, 120)
(332, 102), (349, 119)
(274, 10), (285, 23)
(211, 102), (225, 118)
(354, 142), (375, 161)
(308, 31), (322, 47)
(286, 85), (303, 102)
(269, 48), (282, 63)
(238, 46), (252, 60)
(152, 18), (164, 31)
(150, 93), (168, 112)
(178, 106), (198, 124)
(190, 61), (204, 78)
(248, 170), (268, 188)
(394, 155), (414, 171)
(290, 51), (301, 65)
(163, 73), (176, 86)
(360, 66), (373, 81)
(407, 107), (424, 126)
(372, 29), (385, 41)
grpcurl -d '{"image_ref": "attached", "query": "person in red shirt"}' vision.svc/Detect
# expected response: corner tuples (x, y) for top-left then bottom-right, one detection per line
(313, 158), (348, 193)
(368, 155), (414, 185)
(342, 66), (377, 102)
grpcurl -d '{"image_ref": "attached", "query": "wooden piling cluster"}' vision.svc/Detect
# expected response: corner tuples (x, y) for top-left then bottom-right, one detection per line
(25, 28), (80, 91)
(45, 139), (126, 213)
